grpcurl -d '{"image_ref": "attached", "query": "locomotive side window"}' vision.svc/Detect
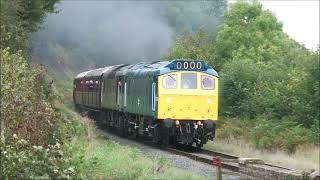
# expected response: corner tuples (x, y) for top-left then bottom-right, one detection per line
(181, 73), (197, 89)
(201, 75), (215, 90)
(163, 74), (177, 89)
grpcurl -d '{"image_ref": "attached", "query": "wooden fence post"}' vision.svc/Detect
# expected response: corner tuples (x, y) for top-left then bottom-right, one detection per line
(213, 156), (222, 180)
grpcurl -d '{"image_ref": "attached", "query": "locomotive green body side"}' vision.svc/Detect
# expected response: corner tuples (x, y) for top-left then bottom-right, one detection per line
(100, 64), (158, 118)
(124, 74), (155, 117)
(100, 65), (126, 110)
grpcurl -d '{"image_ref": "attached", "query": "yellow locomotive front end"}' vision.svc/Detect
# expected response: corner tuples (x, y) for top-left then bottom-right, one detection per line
(157, 71), (218, 121)
(155, 60), (218, 148)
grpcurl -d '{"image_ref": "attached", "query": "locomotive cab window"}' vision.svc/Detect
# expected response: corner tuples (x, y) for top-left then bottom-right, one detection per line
(163, 74), (177, 89)
(181, 73), (197, 89)
(201, 75), (215, 90)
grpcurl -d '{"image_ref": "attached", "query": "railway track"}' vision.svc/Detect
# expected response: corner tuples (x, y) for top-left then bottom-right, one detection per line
(166, 145), (320, 180)
(102, 127), (295, 174)
(166, 147), (240, 172)
(166, 146), (299, 173)
(98, 124), (315, 179)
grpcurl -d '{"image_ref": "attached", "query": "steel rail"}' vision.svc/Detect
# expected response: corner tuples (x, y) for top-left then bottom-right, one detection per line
(166, 147), (240, 172)
(166, 147), (299, 174)
(198, 149), (238, 160)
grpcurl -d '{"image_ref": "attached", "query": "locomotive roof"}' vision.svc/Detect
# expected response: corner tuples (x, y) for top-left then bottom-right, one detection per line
(119, 60), (218, 77)
(75, 60), (218, 79)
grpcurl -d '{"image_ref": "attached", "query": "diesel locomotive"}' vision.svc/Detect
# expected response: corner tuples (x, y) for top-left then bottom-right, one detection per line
(73, 60), (219, 148)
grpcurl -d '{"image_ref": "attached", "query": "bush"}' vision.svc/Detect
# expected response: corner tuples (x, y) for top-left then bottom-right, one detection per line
(308, 119), (320, 144)
(0, 48), (70, 178)
(165, 28), (220, 69)
(217, 117), (315, 153)
(166, 1), (319, 153)
(216, 2), (319, 128)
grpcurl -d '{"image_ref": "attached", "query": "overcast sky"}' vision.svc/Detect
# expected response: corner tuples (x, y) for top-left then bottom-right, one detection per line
(260, 0), (319, 50)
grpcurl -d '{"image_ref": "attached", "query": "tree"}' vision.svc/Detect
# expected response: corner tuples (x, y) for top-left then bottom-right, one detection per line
(161, 1), (227, 34)
(216, 2), (319, 127)
(0, 0), (59, 52)
(165, 28), (218, 68)
(167, 1), (319, 128)
(215, 2), (283, 65)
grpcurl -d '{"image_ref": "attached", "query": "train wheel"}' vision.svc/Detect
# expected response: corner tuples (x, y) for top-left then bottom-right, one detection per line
(160, 135), (169, 148)
(160, 119), (173, 148)
(119, 114), (127, 137)
(196, 141), (203, 149)
(96, 111), (104, 128)
(75, 104), (81, 112)
(152, 124), (161, 144)
(171, 136), (178, 146)
(123, 119), (128, 137)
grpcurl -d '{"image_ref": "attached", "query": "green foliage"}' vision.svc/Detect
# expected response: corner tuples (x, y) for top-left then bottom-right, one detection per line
(215, 2), (283, 63)
(68, 139), (153, 179)
(167, 1), (319, 150)
(0, 48), (71, 178)
(0, 0), (59, 52)
(60, 115), (204, 180)
(1, 48), (55, 145)
(219, 58), (261, 117)
(1, 138), (73, 179)
(309, 119), (320, 143)
(165, 28), (218, 67)
(217, 117), (316, 153)
(216, 2), (319, 127)
(67, 137), (204, 179)
(250, 118), (308, 153)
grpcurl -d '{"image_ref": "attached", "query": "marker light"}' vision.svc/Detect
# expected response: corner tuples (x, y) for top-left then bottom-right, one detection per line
(204, 64), (209, 70)
(175, 120), (180, 128)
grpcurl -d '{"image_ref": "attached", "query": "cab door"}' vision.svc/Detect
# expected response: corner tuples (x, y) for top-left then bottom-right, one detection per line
(151, 80), (157, 112)
(116, 76), (127, 111)
(116, 77), (122, 109)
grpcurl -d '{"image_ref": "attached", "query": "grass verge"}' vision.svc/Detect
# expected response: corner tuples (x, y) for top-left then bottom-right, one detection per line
(205, 131), (319, 171)
(58, 103), (205, 179)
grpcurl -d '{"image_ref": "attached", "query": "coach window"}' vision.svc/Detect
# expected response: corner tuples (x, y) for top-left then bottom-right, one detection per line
(85, 81), (89, 91)
(181, 73), (197, 89)
(163, 74), (177, 89)
(201, 75), (215, 90)
(89, 80), (94, 90)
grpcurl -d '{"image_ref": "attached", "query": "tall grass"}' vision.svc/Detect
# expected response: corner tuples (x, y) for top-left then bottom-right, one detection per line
(205, 137), (319, 171)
